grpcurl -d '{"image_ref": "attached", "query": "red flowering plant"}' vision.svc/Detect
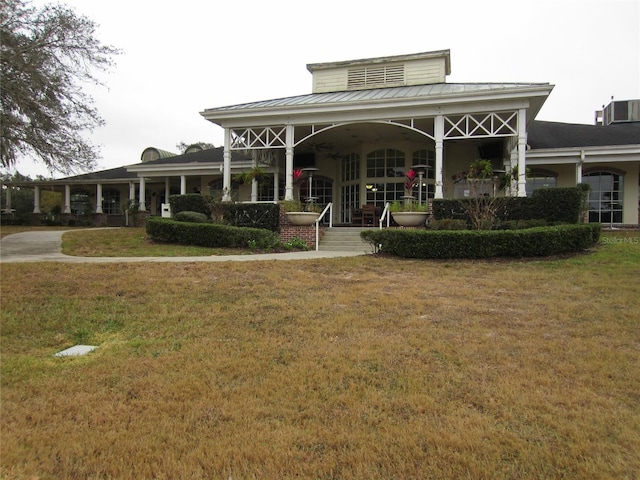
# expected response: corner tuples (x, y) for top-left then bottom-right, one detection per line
(388, 168), (428, 213)
(404, 169), (418, 196)
(283, 168), (307, 212)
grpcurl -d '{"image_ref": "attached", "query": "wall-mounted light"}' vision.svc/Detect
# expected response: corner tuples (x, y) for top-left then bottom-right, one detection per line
(366, 184), (374, 190)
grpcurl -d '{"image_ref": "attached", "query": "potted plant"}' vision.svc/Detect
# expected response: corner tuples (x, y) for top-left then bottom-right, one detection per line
(390, 169), (429, 227)
(282, 169), (322, 225)
(282, 199), (321, 225)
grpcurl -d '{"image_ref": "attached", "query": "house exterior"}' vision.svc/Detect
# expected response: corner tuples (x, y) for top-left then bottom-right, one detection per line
(3, 50), (639, 227)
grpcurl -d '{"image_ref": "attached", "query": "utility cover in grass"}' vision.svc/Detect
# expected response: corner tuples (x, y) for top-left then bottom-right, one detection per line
(54, 345), (98, 357)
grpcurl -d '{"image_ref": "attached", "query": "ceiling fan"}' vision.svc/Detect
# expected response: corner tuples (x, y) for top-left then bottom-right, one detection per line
(305, 141), (335, 152)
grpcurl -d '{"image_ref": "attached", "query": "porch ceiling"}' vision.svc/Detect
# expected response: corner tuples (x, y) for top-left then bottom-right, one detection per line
(295, 121), (435, 155)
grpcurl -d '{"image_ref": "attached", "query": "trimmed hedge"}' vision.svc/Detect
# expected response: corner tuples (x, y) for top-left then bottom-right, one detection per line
(168, 195), (280, 231)
(146, 217), (280, 249)
(174, 211), (209, 223)
(432, 187), (584, 225)
(223, 203), (280, 232)
(361, 224), (601, 259)
(169, 194), (212, 216)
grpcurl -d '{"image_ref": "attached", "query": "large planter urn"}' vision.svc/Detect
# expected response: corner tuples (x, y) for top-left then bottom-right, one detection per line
(285, 212), (320, 226)
(391, 212), (428, 227)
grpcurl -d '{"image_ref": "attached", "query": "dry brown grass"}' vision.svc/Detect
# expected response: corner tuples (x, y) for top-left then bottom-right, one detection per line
(60, 227), (250, 257)
(1, 233), (639, 479)
(0, 225), (81, 239)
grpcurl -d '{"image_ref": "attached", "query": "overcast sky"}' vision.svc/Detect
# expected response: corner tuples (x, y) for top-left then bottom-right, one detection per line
(13, 0), (640, 177)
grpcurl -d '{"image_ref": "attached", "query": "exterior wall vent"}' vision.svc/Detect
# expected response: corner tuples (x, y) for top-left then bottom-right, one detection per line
(347, 64), (405, 90)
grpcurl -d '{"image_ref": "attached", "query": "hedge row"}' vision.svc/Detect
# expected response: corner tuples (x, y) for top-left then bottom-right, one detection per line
(432, 187), (584, 225)
(146, 217), (280, 249)
(168, 194), (211, 216)
(361, 224), (601, 259)
(168, 194), (280, 231)
(223, 204), (280, 232)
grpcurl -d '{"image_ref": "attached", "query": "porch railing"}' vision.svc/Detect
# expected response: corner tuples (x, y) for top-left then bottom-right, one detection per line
(315, 202), (333, 251)
(379, 202), (391, 229)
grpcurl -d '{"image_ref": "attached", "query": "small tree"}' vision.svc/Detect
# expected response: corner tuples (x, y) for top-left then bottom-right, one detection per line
(463, 160), (510, 230)
(201, 190), (227, 224)
(1, 0), (120, 173)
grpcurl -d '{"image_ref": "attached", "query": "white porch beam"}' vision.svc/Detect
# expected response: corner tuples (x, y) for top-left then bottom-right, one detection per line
(434, 115), (444, 199)
(180, 175), (187, 195)
(517, 108), (527, 197)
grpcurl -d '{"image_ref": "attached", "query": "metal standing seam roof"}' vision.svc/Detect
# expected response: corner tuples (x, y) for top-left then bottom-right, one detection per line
(202, 83), (553, 114)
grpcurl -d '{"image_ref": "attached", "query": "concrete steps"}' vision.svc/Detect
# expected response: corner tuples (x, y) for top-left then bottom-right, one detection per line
(319, 227), (374, 253)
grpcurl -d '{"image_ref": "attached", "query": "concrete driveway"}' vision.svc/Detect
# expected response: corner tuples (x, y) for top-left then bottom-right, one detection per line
(0, 229), (365, 263)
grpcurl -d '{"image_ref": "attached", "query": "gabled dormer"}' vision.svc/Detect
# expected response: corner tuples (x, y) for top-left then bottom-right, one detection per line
(306, 50), (451, 94)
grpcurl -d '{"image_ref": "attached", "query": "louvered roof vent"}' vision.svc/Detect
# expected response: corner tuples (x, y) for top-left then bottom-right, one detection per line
(347, 64), (405, 90)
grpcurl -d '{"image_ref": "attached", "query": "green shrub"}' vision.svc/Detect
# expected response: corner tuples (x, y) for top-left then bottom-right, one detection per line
(169, 196), (280, 231)
(283, 237), (309, 251)
(531, 188), (583, 224)
(169, 194), (212, 217)
(224, 203), (280, 232)
(173, 211), (210, 223)
(432, 187), (584, 225)
(361, 224), (597, 259)
(429, 218), (468, 230)
(146, 217), (279, 249)
(497, 219), (547, 230)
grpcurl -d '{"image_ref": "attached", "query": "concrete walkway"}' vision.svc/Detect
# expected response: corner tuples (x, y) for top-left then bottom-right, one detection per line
(0, 230), (367, 263)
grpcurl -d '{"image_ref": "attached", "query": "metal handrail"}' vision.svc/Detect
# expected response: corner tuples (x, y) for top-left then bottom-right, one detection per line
(315, 202), (333, 251)
(379, 202), (391, 229)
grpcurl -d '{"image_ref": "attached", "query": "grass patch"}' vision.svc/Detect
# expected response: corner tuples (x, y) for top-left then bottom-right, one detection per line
(1, 232), (639, 479)
(0, 225), (83, 239)
(61, 227), (252, 257)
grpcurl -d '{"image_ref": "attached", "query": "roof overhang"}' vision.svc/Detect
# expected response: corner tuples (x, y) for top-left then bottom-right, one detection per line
(306, 50), (452, 75)
(200, 83), (554, 129)
(526, 144), (640, 165)
(126, 160), (256, 177)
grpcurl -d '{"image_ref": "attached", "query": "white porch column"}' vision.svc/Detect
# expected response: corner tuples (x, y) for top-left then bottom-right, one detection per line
(95, 183), (103, 213)
(273, 172), (280, 202)
(223, 128), (232, 201)
(129, 181), (136, 204)
(165, 177), (170, 203)
(434, 115), (444, 199)
(138, 177), (146, 211)
(285, 124), (294, 201)
(576, 151), (584, 184)
(180, 175), (187, 195)
(63, 185), (71, 213)
(251, 154), (258, 202)
(33, 185), (41, 213)
(517, 108), (527, 197)
(5, 187), (11, 211)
